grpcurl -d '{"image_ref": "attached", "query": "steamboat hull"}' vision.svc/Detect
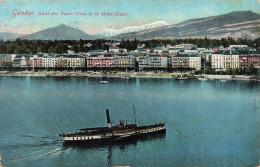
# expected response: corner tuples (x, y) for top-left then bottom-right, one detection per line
(61, 124), (166, 146)
(59, 109), (166, 146)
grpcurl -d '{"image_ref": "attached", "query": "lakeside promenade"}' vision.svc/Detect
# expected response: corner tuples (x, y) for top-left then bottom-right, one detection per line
(0, 71), (259, 81)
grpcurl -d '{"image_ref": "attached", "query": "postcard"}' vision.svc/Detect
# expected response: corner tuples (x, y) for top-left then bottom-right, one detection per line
(0, 0), (260, 167)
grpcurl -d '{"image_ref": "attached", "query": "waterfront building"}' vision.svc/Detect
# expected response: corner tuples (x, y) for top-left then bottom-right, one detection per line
(148, 54), (172, 69)
(137, 54), (149, 70)
(114, 54), (135, 69)
(12, 54), (32, 68)
(41, 54), (86, 69)
(211, 51), (224, 69)
(239, 50), (260, 69)
(172, 54), (201, 71)
(0, 54), (16, 67)
(223, 50), (239, 69)
(42, 54), (57, 68)
(87, 54), (115, 68)
(62, 55), (86, 68)
(29, 54), (45, 68)
(189, 55), (201, 71)
(172, 54), (190, 69)
(211, 50), (239, 70)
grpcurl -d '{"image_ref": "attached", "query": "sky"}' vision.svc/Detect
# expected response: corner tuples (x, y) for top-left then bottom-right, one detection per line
(0, 0), (259, 35)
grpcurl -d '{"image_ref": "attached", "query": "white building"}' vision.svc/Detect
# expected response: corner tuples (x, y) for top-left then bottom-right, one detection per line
(168, 48), (182, 54)
(137, 54), (149, 70)
(42, 55), (57, 68)
(189, 56), (201, 71)
(229, 45), (248, 49)
(148, 54), (171, 68)
(109, 46), (120, 53)
(211, 50), (239, 70)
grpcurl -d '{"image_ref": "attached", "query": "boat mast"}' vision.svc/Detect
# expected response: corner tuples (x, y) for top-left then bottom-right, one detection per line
(54, 119), (64, 135)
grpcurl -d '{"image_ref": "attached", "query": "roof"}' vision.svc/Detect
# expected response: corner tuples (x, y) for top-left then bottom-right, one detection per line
(173, 54), (199, 58)
(116, 54), (134, 57)
(137, 49), (147, 51)
(58, 54), (84, 58)
(169, 48), (182, 50)
(88, 50), (106, 53)
(237, 50), (248, 54)
(14, 54), (32, 59)
(88, 55), (98, 57)
(247, 51), (260, 55)
(213, 51), (224, 54)
(149, 54), (171, 58)
(154, 46), (162, 50)
(111, 46), (119, 49)
(104, 54), (114, 57)
(223, 50), (238, 55)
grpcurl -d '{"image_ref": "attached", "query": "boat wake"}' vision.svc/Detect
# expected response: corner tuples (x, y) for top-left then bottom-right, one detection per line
(1, 134), (72, 162)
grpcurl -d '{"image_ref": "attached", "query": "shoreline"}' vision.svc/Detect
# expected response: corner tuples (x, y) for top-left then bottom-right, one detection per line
(0, 71), (259, 81)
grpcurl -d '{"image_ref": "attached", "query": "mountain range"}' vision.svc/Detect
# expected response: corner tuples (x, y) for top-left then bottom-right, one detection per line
(0, 32), (24, 41)
(112, 10), (260, 40)
(0, 10), (259, 41)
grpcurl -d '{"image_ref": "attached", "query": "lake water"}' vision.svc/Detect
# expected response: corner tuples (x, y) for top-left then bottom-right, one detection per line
(0, 77), (259, 167)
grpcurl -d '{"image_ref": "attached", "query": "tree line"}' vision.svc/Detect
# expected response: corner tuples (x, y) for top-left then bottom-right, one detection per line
(0, 37), (259, 54)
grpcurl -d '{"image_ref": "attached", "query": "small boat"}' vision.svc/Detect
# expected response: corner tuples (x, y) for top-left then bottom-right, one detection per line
(99, 81), (108, 84)
(198, 78), (208, 81)
(220, 80), (227, 82)
(59, 108), (166, 145)
(121, 76), (130, 79)
(177, 77), (188, 80)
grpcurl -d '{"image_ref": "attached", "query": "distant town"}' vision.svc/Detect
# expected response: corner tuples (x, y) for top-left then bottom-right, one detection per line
(0, 38), (260, 76)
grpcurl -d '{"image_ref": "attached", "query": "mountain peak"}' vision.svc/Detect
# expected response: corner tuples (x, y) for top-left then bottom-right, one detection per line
(56, 24), (73, 29)
(93, 20), (169, 38)
(226, 10), (260, 17)
(58, 23), (69, 26)
(23, 23), (92, 40)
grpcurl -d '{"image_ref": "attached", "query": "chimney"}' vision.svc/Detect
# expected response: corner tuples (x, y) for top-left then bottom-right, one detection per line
(106, 109), (112, 128)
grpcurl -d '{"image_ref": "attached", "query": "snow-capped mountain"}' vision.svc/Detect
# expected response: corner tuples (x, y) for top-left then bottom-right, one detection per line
(112, 10), (260, 40)
(93, 20), (169, 39)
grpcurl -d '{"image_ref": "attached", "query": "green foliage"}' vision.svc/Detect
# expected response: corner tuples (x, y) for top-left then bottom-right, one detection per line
(0, 37), (259, 54)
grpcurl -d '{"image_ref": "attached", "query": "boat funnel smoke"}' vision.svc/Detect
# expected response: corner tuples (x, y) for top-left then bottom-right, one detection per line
(106, 109), (112, 128)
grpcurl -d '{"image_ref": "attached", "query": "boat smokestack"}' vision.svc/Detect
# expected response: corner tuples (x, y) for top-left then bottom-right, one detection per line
(106, 109), (112, 128)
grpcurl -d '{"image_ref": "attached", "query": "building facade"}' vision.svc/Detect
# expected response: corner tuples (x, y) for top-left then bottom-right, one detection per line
(239, 51), (260, 69)
(114, 54), (135, 69)
(172, 54), (201, 70)
(211, 50), (239, 70)
(148, 54), (171, 69)
(87, 54), (115, 68)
